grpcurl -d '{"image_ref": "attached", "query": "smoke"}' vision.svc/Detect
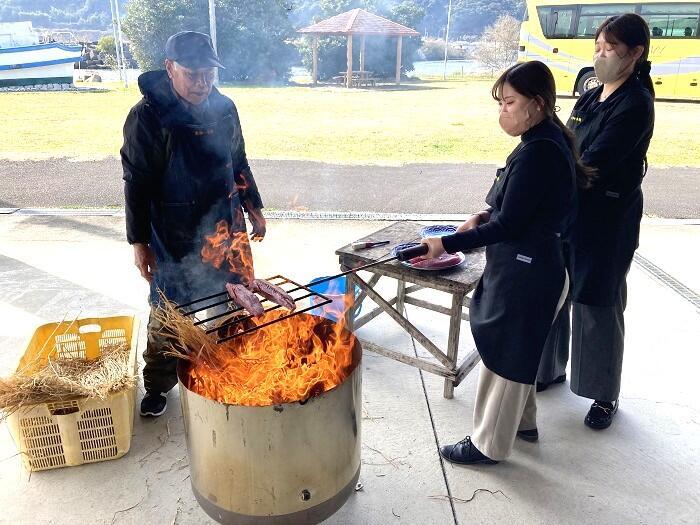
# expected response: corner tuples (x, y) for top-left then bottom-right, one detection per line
(155, 200), (253, 305)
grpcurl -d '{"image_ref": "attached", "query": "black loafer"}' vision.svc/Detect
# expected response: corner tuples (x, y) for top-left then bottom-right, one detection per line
(517, 428), (539, 442)
(536, 373), (566, 393)
(584, 400), (619, 430)
(439, 436), (498, 465)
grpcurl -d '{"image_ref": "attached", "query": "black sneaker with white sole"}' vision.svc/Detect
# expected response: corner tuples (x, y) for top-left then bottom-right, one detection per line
(140, 391), (167, 417)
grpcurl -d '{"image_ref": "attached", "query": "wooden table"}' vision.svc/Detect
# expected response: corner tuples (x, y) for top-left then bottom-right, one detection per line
(336, 70), (376, 87)
(336, 222), (486, 399)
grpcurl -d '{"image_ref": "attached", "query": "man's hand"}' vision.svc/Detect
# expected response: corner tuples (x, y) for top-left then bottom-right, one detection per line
(456, 211), (490, 233)
(421, 237), (447, 259)
(248, 208), (266, 242)
(133, 243), (157, 283)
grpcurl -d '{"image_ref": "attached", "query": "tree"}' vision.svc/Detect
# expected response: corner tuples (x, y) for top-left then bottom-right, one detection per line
(412, 0), (524, 39)
(0, 0), (111, 29)
(96, 35), (116, 56)
(297, 0), (425, 81)
(122, 0), (296, 82)
(472, 15), (520, 74)
(96, 34), (118, 69)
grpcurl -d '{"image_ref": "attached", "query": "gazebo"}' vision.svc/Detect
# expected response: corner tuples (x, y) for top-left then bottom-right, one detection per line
(298, 8), (420, 87)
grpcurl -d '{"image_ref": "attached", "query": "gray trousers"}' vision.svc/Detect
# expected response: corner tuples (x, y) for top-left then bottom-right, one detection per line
(143, 305), (229, 394)
(143, 308), (179, 394)
(537, 282), (627, 402)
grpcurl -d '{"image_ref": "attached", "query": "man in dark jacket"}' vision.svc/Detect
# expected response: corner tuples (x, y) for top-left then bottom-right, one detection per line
(121, 31), (266, 417)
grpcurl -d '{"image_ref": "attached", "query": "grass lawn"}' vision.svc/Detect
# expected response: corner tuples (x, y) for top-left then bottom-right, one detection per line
(1, 79), (698, 167)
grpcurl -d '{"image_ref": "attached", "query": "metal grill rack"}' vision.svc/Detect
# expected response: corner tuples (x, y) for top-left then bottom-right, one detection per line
(177, 275), (334, 344)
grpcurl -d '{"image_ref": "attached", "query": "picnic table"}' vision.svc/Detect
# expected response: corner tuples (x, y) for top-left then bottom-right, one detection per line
(334, 70), (376, 87)
(336, 221), (486, 399)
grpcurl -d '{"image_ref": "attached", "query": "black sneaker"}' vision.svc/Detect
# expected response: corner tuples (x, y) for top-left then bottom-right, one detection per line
(517, 428), (539, 442)
(140, 391), (167, 417)
(439, 436), (498, 465)
(584, 400), (619, 430)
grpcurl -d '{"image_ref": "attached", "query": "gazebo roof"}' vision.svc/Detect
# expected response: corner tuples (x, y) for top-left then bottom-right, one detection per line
(298, 8), (420, 37)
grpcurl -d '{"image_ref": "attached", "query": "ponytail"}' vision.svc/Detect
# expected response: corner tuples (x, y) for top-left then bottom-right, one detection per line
(636, 59), (655, 98)
(552, 113), (597, 189)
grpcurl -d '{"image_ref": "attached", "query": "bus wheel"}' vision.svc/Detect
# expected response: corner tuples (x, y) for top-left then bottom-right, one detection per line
(577, 71), (601, 95)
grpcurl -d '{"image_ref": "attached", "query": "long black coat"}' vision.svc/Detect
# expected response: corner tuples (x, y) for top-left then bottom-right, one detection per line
(442, 118), (577, 384)
(567, 75), (655, 306)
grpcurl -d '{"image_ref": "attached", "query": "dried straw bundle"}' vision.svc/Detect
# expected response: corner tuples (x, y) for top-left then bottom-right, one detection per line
(151, 294), (240, 365)
(0, 343), (135, 420)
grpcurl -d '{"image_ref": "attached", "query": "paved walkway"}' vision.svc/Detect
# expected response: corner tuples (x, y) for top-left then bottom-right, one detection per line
(0, 215), (698, 524)
(1, 158), (698, 218)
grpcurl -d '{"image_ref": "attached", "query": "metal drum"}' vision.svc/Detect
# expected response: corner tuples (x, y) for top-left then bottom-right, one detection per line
(177, 321), (362, 525)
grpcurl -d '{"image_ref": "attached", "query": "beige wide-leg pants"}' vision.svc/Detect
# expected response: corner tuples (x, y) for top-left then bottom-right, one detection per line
(472, 271), (569, 461)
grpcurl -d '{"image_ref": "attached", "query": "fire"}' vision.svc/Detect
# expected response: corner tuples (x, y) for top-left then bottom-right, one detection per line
(194, 209), (358, 406)
(201, 220), (255, 286)
(184, 308), (357, 407)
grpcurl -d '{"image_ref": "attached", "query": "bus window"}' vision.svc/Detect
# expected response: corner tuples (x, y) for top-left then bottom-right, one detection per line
(537, 6), (576, 38)
(641, 3), (700, 38)
(576, 4), (633, 37)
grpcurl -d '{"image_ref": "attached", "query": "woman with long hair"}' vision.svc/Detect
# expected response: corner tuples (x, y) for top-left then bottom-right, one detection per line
(420, 61), (592, 464)
(537, 14), (655, 431)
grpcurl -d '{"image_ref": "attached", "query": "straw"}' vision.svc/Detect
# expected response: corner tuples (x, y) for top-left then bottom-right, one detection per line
(0, 343), (135, 420)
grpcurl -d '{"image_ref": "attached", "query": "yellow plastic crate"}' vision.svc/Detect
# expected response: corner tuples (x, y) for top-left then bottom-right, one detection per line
(6, 315), (140, 472)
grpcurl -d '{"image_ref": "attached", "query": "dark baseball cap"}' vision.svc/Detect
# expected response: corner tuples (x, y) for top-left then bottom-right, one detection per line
(165, 31), (225, 69)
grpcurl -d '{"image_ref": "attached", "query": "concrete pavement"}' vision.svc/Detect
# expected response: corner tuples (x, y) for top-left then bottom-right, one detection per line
(0, 214), (698, 524)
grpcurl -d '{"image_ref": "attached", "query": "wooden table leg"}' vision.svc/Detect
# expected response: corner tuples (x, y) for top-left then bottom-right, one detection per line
(396, 279), (406, 314)
(444, 292), (466, 399)
(345, 273), (356, 332)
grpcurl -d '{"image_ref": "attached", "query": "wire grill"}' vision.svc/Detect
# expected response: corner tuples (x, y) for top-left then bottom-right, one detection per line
(176, 275), (333, 344)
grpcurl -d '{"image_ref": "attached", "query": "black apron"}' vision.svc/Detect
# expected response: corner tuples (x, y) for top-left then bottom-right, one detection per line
(567, 107), (643, 307)
(149, 110), (248, 305)
(470, 140), (569, 385)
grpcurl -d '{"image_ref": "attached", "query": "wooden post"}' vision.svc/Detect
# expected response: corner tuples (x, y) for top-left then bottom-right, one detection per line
(344, 273), (356, 332)
(360, 35), (366, 73)
(395, 36), (403, 84)
(346, 34), (353, 88)
(443, 292), (466, 399)
(312, 35), (318, 85)
(396, 280), (406, 314)
(207, 0), (218, 85)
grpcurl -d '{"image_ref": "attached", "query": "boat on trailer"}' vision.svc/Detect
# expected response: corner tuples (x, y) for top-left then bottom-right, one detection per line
(0, 22), (83, 89)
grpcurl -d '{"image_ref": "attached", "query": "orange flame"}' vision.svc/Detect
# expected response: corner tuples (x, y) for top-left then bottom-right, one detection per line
(234, 170), (251, 195)
(185, 307), (357, 406)
(196, 214), (358, 406)
(201, 220), (255, 285)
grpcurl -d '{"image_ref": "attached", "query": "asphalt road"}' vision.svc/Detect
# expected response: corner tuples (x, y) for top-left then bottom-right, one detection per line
(1, 158), (698, 218)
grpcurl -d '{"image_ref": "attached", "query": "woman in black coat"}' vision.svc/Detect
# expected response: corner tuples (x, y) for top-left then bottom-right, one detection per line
(537, 14), (655, 430)
(421, 61), (594, 464)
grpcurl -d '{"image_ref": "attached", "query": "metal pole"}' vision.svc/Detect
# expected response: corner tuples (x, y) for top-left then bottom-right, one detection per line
(113, 0), (128, 87)
(443, 0), (453, 81)
(208, 0), (219, 84)
(108, 0), (123, 82)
